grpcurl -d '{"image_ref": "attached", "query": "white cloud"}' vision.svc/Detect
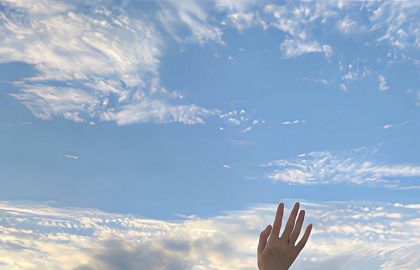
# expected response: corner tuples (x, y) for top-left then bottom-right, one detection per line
(340, 63), (371, 83)
(322, 44), (333, 58)
(100, 100), (217, 126)
(383, 120), (409, 129)
(158, 0), (224, 45)
(227, 12), (256, 31)
(227, 118), (241, 125)
(337, 15), (359, 34)
(2, 0), (418, 124)
(219, 109), (261, 128)
(10, 85), (99, 121)
(241, 126), (252, 133)
(281, 120), (305, 125)
(378, 74), (390, 91)
(369, 1), (420, 49)
(0, 199), (419, 269)
(216, 0), (263, 31)
(279, 38), (332, 59)
(262, 146), (420, 188)
(64, 154), (79, 160)
(263, 1), (418, 60)
(0, 0), (216, 125)
(215, 0), (259, 12)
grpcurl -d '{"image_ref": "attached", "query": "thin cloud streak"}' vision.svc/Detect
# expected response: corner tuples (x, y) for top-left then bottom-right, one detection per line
(64, 154), (79, 160)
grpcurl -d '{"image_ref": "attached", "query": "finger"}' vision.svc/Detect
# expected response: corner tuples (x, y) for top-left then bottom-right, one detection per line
(288, 209), (305, 245)
(280, 202), (300, 240)
(257, 225), (272, 257)
(295, 223), (312, 252)
(271, 203), (284, 238)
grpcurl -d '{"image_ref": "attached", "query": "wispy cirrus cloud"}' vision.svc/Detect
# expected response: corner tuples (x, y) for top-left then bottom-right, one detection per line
(281, 119), (305, 126)
(157, 0), (224, 45)
(219, 0), (418, 98)
(0, 0), (219, 125)
(0, 199), (419, 269)
(64, 154), (79, 160)
(261, 146), (420, 189)
(1, 0), (419, 125)
(383, 120), (409, 130)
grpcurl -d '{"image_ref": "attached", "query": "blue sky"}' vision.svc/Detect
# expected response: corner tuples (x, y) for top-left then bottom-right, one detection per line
(0, 0), (419, 269)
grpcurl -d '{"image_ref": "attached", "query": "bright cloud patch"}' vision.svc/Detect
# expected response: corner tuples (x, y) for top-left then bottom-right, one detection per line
(0, 200), (419, 269)
(0, 0), (217, 125)
(262, 146), (420, 188)
(1, 0), (419, 124)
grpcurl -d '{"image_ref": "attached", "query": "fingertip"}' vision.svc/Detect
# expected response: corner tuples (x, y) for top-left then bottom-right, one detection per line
(307, 223), (313, 231)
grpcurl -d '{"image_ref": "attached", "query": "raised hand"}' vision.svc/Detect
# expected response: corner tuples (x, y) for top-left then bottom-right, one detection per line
(257, 202), (312, 270)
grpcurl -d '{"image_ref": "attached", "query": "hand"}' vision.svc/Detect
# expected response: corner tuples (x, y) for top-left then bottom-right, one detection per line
(257, 202), (312, 270)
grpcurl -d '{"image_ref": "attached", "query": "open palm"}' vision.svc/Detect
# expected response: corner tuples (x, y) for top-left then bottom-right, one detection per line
(257, 202), (312, 270)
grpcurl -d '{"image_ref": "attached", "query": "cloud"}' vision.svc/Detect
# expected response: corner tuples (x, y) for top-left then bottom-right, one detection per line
(378, 74), (390, 91)
(241, 126), (252, 133)
(100, 100), (217, 125)
(339, 83), (348, 92)
(10, 85), (99, 122)
(383, 120), (409, 129)
(261, 145), (420, 188)
(2, 0), (418, 125)
(279, 38), (333, 59)
(339, 61), (371, 88)
(303, 77), (329, 85)
(0, 0), (216, 125)
(281, 120), (305, 125)
(255, 1), (418, 61)
(64, 154), (79, 160)
(0, 199), (419, 269)
(215, 0), (259, 12)
(369, 1), (420, 49)
(216, 0), (263, 31)
(337, 15), (360, 34)
(219, 109), (252, 126)
(157, 0), (223, 45)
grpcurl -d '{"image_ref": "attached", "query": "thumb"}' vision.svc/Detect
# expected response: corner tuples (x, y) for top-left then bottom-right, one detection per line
(257, 225), (272, 257)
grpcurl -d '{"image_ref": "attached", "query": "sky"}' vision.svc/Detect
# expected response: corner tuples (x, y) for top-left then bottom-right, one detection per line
(0, 0), (419, 269)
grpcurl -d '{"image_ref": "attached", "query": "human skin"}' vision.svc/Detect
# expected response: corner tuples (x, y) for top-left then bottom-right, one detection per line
(257, 202), (312, 270)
